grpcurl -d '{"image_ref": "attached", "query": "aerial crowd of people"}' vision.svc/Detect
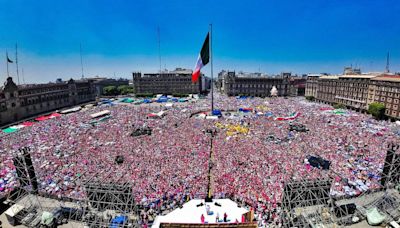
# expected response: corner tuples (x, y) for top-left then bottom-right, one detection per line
(0, 93), (399, 227)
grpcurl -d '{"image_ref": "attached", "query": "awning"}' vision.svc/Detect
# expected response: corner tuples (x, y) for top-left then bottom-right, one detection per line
(2, 127), (18, 133)
(35, 116), (50, 121)
(90, 110), (110, 118)
(48, 113), (61, 118)
(22, 121), (35, 127)
(60, 107), (81, 114)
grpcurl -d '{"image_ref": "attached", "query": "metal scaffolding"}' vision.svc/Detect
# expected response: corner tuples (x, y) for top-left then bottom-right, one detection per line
(5, 146), (140, 228)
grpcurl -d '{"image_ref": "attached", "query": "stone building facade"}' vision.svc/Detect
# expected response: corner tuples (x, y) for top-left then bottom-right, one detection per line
(306, 69), (400, 119)
(305, 74), (321, 98)
(314, 76), (339, 104)
(132, 68), (202, 95)
(314, 74), (377, 110)
(0, 77), (96, 126)
(218, 71), (293, 97)
(368, 75), (400, 118)
(333, 75), (377, 110)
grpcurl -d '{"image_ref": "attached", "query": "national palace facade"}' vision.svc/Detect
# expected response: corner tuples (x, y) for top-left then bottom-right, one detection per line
(0, 77), (96, 126)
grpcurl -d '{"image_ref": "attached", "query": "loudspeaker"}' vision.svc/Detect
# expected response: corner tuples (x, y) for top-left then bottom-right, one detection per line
(13, 157), (28, 187)
(381, 144), (400, 186)
(22, 149), (38, 194)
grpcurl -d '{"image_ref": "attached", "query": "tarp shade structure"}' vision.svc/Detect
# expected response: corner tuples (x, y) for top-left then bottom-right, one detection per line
(10, 125), (25, 130)
(41, 211), (54, 225)
(48, 113), (61, 118)
(366, 207), (385, 225)
(275, 112), (300, 121)
(147, 113), (158, 118)
(120, 98), (134, 103)
(157, 98), (168, 103)
(2, 127), (18, 133)
(212, 110), (222, 116)
(60, 107), (81, 114)
(110, 215), (128, 228)
(22, 121), (34, 127)
(239, 108), (253, 113)
(320, 107), (334, 111)
(35, 116), (50, 121)
(148, 111), (166, 118)
(90, 110), (111, 119)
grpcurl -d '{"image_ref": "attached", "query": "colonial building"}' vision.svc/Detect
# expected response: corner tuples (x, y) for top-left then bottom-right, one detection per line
(315, 75), (339, 104)
(218, 71), (293, 97)
(289, 77), (306, 96)
(314, 74), (379, 110)
(368, 75), (400, 119)
(132, 68), (203, 95)
(305, 74), (321, 98)
(0, 77), (96, 126)
(306, 67), (400, 119)
(333, 74), (378, 110)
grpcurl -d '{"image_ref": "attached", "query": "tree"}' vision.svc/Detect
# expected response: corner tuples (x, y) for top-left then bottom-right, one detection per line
(117, 85), (134, 95)
(333, 103), (346, 109)
(103, 86), (118, 96)
(368, 102), (386, 120)
(305, 96), (315, 101)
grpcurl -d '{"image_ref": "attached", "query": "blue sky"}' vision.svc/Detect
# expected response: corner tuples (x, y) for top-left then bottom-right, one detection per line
(0, 0), (399, 83)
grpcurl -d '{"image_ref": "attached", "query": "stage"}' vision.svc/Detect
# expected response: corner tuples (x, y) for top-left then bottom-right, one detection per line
(152, 199), (249, 227)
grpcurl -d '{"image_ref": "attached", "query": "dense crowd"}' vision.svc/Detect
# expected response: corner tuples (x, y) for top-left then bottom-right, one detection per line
(0, 94), (399, 227)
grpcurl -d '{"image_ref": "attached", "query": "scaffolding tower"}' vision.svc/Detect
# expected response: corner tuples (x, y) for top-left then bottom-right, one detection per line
(5, 146), (140, 228)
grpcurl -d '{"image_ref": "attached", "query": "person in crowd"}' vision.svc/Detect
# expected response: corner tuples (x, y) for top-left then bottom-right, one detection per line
(0, 94), (398, 227)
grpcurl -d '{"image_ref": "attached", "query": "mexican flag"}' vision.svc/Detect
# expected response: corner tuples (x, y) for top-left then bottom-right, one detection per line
(192, 33), (210, 83)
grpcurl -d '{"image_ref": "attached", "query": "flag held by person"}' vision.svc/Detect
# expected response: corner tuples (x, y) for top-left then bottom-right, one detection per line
(192, 33), (210, 83)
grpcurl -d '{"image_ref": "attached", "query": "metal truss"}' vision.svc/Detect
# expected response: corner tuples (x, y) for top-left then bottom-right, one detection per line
(5, 146), (140, 228)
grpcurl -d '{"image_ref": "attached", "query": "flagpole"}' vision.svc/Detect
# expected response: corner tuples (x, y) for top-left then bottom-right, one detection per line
(16, 43), (20, 85)
(80, 43), (84, 79)
(210, 24), (214, 112)
(6, 51), (9, 78)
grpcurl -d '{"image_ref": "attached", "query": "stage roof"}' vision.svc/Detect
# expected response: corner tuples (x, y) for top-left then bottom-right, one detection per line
(152, 199), (248, 227)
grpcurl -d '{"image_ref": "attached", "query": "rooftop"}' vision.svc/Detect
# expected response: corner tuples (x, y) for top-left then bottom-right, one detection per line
(371, 74), (400, 82)
(319, 75), (339, 80)
(338, 74), (379, 79)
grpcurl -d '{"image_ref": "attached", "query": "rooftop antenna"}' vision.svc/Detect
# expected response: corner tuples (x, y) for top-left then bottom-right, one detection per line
(80, 43), (84, 79)
(15, 43), (20, 85)
(385, 51), (390, 73)
(157, 26), (162, 74)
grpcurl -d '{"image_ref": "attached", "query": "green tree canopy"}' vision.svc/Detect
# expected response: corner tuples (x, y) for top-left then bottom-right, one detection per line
(368, 102), (386, 120)
(103, 86), (118, 96)
(333, 103), (346, 109)
(117, 85), (134, 95)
